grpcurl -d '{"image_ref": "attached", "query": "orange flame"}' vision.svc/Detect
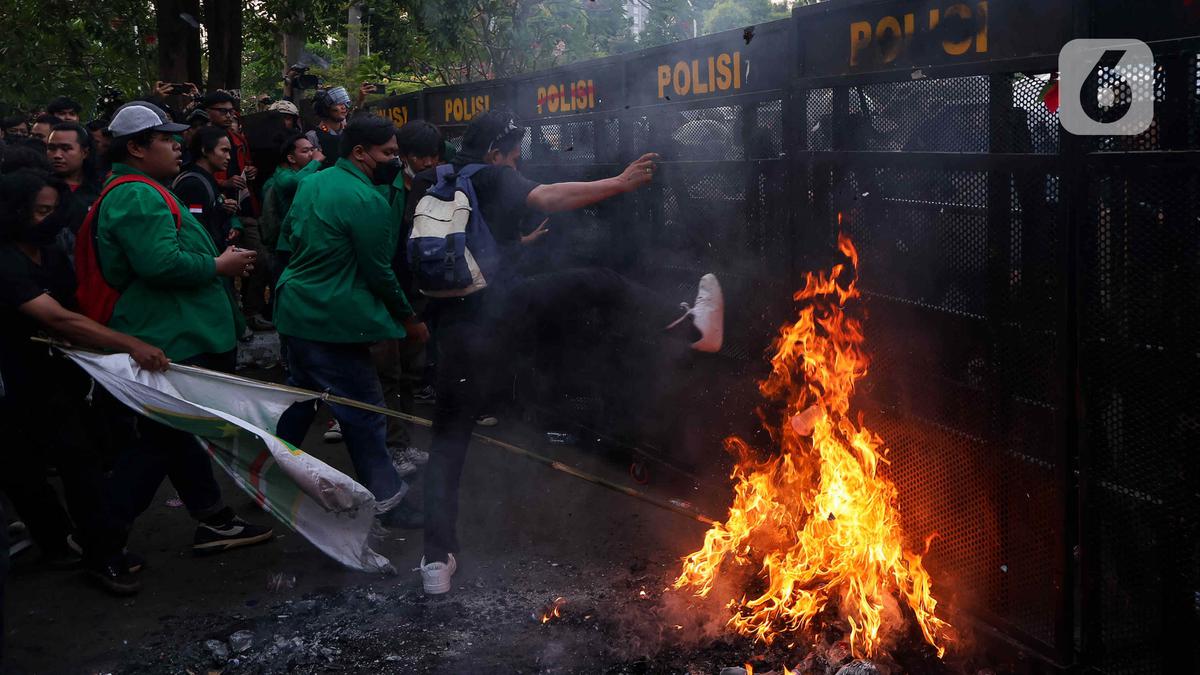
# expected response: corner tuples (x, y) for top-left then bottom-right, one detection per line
(674, 233), (951, 659)
(540, 596), (567, 624)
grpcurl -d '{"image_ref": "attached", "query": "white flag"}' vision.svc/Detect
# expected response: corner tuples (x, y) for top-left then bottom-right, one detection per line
(63, 349), (393, 573)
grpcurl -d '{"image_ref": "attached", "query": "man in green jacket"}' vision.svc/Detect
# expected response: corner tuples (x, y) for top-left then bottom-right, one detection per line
(96, 101), (274, 555)
(368, 121), (443, 474)
(274, 115), (428, 527)
(261, 131), (324, 311)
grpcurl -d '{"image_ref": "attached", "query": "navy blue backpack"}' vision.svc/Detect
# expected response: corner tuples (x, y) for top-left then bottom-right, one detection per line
(407, 163), (499, 297)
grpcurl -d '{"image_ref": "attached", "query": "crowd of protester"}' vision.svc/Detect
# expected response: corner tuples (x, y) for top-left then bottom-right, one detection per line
(0, 76), (724, 667)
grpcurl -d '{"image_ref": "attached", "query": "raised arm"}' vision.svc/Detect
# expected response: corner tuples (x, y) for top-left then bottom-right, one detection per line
(526, 153), (658, 213)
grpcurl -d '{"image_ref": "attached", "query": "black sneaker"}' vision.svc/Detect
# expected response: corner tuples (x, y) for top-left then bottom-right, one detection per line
(378, 502), (425, 530)
(41, 548), (84, 570)
(193, 516), (274, 556)
(413, 385), (436, 404)
(83, 560), (142, 596)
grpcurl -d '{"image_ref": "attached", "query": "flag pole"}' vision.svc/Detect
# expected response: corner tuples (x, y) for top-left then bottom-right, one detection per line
(31, 337), (718, 526)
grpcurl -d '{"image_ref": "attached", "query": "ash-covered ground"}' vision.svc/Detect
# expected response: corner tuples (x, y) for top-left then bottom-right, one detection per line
(6, 377), (1027, 674)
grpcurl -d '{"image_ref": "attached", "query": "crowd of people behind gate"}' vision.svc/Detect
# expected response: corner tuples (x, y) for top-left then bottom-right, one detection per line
(0, 79), (726, 666)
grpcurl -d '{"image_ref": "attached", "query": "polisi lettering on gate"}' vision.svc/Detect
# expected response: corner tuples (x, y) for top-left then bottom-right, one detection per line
(535, 80), (596, 115)
(849, 2), (989, 68)
(443, 94), (491, 123)
(656, 51), (742, 101)
(376, 105), (409, 126)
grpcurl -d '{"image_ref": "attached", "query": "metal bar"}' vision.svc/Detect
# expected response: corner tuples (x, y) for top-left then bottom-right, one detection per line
(794, 55), (1062, 89)
(798, 150), (1062, 170)
(1064, 1), (1090, 663)
(32, 338), (720, 528)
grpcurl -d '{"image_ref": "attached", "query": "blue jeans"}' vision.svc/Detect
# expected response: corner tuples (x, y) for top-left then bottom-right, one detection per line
(276, 336), (407, 503)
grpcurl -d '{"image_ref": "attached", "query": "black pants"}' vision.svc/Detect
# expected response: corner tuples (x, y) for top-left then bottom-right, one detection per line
(0, 362), (125, 567)
(105, 351), (235, 530)
(423, 267), (686, 560)
(1, 493), (10, 671)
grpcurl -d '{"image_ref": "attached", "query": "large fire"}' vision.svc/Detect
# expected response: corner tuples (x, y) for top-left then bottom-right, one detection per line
(674, 232), (952, 659)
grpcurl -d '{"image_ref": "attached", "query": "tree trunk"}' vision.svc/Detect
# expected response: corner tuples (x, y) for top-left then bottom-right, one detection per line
(203, 0), (242, 92)
(156, 0), (202, 85)
(346, 2), (363, 72)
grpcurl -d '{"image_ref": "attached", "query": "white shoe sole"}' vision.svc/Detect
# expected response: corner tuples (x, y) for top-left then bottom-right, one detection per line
(691, 273), (724, 353)
(420, 554), (456, 594)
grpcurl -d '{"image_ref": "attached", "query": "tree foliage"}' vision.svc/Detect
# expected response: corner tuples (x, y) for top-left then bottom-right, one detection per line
(0, 0), (158, 116)
(703, 0), (790, 35)
(0, 0), (812, 116)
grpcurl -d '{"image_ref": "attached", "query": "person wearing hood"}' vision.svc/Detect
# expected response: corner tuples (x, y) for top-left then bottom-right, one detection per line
(274, 114), (428, 529)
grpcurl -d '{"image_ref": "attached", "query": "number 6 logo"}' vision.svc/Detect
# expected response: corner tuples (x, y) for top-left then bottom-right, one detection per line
(1059, 38), (1154, 136)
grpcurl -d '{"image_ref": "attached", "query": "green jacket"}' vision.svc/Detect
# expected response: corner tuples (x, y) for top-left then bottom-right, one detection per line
(268, 160), (323, 253)
(386, 169), (407, 227)
(274, 158), (414, 343)
(96, 164), (239, 361)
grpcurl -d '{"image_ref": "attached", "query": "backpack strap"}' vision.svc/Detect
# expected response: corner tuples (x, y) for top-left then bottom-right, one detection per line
(455, 163), (491, 180)
(172, 170), (217, 213)
(94, 174), (183, 230)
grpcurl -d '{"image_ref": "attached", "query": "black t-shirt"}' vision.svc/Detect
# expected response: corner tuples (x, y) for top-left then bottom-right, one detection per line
(172, 164), (231, 248)
(406, 164), (541, 261)
(0, 243), (78, 393)
(53, 180), (102, 259)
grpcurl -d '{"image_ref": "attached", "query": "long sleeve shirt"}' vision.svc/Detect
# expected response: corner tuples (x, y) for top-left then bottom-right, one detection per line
(273, 158), (414, 343)
(95, 163), (238, 361)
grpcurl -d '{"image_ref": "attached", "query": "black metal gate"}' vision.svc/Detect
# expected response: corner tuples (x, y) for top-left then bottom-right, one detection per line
(367, 2), (1200, 671)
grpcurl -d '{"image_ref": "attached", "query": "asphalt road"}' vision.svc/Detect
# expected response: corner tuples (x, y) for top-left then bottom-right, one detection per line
(4, 396), (738, 674)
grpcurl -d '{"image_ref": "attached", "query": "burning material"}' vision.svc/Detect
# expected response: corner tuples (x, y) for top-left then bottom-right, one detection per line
(674, 233), (952, 659)
(537, 596), (568, 624)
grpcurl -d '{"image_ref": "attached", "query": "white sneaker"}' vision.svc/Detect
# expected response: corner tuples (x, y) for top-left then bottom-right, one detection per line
(419, 553), (457, 595)
(323, 419), (343, 443)
(688, 273), (724, 353)
(475, 414), (499, 427)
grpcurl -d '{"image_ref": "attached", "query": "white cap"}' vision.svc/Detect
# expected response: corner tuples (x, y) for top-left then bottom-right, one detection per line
(268, 100), (300, 116)
(108, 101), (188, 137)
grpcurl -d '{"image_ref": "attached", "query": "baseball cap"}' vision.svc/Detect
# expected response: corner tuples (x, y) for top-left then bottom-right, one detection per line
(268, 100), (300, 117)
(108, 101), (188, 137)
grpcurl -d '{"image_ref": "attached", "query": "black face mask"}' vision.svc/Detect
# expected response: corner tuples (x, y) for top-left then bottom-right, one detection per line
(23, 212), (63, 247)
(372, 157), (402, 186)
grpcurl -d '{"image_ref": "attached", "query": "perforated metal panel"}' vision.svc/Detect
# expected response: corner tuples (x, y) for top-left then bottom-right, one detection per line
(396, 5), (1199, 670)
(1080, 163), (1200, 673)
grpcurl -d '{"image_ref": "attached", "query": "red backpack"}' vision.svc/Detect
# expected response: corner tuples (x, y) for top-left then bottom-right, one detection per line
(75, 175), (181, 324)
